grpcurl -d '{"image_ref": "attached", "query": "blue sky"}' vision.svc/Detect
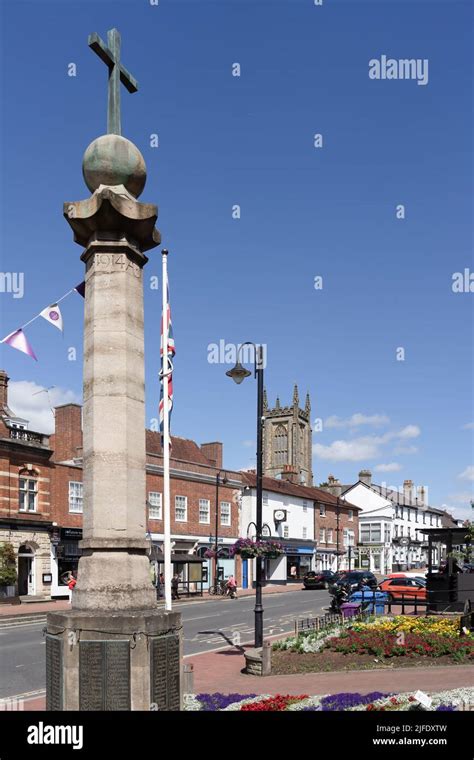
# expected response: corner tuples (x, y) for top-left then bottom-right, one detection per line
(0, 0), (472, 518)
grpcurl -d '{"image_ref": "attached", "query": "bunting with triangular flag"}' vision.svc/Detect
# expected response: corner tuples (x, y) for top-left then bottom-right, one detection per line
(1, 329), (38, 361)
(40, 303), (63, 332)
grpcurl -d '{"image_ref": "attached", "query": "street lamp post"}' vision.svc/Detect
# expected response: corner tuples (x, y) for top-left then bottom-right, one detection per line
(226, 342), (265, 648)
(214, 470), (228, 592)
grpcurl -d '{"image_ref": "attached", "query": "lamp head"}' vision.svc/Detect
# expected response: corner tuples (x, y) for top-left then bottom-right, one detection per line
(226, 361), (251, 384)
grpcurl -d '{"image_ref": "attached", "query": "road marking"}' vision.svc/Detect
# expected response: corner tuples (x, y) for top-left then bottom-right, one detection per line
(185, 613), (222, 622)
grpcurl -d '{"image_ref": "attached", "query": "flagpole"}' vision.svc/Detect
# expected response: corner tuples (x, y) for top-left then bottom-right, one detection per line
(162, 249), (172, 612)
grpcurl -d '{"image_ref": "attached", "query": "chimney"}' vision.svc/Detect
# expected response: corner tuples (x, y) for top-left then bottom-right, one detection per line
(200, 442), (223, 470)
(359, 469), (372, 487)
(417, 485), (427, 506)
(0, 370), (9, 411)
(281, 464), (299, 484)
(52, 404), (83, 462)
(326, 474), (342, 497)
(403, 479), (414, 504)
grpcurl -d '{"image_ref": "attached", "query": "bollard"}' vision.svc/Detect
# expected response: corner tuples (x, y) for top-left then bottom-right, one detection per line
(262, 640), (272, 676)
(183, 663), (194, 694)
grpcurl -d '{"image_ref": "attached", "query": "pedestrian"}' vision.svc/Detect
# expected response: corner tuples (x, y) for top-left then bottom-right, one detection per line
(171, 573), (180, 600)
(290, 564), (297, 581)
(67, 571), (76, 592)
(226, 575), (237, 599)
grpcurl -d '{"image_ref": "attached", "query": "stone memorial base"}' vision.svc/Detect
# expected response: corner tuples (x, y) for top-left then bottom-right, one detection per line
(46, 609), (182, 711)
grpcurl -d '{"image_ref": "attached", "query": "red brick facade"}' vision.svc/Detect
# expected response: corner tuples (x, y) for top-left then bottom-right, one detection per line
(0, 369), (243, 597)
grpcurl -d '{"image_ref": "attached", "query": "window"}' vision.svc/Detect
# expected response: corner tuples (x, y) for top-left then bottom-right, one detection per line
(360, 523), (381, 543)
(175, 495), (187, 522)
(148, 492), (162, 520)
(199, 499), (210, 524)
(302, 526), (307, 539)
(273, 425), (288, 467)
(343, 529), (355, 547)
(384, 524), (391, 543)
(69, 481), (83, 513)
(263, 492), (269, 506)
(319, 504), (326, 517)
(327, 529), (333, 544)
(319, 528), (326, 543)
(348, 510), (353, 521)
(283, 525), (289, 538)
(220, 501), (231, 526)
(19, 477), (38, 512)
(302, 500), (308, 513)
(407, 509), (411, 522)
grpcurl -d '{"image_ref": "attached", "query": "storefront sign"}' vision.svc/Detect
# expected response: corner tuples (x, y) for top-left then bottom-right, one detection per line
(60, 528), (83, 540)
(50, 527), (61, 546)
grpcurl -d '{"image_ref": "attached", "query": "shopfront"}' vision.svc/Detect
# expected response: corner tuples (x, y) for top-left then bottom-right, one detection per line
(50, 527), (83, 598)
(282, 540), (315, 581)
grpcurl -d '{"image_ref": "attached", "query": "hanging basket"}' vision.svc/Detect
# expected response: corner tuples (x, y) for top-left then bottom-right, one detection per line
(240, 549), (258, 559)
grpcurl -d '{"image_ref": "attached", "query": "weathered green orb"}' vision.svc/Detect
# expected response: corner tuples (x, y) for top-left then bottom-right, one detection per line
(82, 134), (147, 198)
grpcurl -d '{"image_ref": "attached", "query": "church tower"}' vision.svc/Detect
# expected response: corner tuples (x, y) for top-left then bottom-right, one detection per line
(263, 385), (313, 485)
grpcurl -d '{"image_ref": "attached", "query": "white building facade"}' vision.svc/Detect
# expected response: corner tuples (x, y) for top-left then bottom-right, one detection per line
(341, 478), (444, 573)
(240, 475), (317, 586)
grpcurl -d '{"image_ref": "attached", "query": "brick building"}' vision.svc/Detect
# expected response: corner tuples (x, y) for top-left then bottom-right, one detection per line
(0, 368), (243, 600)
(0, 370), (55, 599)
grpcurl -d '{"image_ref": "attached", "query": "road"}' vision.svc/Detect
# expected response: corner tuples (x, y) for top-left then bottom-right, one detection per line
(0, 589), (330, 698)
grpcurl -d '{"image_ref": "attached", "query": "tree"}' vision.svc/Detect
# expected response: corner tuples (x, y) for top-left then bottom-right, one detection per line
(0, 542), (17, 587)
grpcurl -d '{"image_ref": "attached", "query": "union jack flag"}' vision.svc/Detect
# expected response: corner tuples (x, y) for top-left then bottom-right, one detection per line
(159, 276), (175, 446)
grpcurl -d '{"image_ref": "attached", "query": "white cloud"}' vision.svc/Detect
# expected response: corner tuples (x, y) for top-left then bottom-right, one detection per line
(462, 422), (474, 430)
(374, 463), (401, 473)
(458, 466), (474, 481)
(313, 437), (381, 462)
(393, 445), (419, 455)
(324, 413), (389, 430)
(242, 440), (255, 448)
(8, 380), (81, 434)
(395, 425), (421, 440)
(441, 497), (473, 523)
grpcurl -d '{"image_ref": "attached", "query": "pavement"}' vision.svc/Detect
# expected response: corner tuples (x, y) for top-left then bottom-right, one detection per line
(186, 643), (474, 697)
(0, 582), (304, 619)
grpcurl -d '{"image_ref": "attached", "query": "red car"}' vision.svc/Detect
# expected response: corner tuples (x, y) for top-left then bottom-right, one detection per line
(379, 575), (426, 602)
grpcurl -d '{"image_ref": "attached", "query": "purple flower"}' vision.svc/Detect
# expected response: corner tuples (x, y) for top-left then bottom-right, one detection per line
(196, 693), (258, 711)
(436, 704), (455, 711)
(320, 691), (391, 711)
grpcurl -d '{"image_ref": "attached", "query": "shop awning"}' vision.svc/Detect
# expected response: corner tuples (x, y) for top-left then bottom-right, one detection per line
(149, 547), (205, 564)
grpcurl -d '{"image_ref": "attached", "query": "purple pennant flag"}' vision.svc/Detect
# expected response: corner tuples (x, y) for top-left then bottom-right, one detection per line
(74, 281), (85, 298)
(1, 329), (38, 361)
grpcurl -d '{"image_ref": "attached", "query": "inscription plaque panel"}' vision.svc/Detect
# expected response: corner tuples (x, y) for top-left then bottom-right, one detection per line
(79, 640), (131, 711)
(150, 633), (180, 711)
(46, 635), (63, 711)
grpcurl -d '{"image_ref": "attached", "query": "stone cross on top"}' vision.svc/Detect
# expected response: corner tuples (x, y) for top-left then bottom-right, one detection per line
(88, 28), (138, 136)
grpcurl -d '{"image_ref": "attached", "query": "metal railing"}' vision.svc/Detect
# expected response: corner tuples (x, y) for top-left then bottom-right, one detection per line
(295, 589), (473, 635)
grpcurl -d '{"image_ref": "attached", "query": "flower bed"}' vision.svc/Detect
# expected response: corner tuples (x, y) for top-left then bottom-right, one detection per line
(183, 687), (474, 712)
(351, 615), (471, 639)
(327, 629), (474, 661)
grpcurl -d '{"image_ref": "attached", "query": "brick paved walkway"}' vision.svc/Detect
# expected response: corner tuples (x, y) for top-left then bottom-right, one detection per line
(186, 643), (474, 697)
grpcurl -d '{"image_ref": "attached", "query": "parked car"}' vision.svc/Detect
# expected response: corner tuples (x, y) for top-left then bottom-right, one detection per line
(329, 571), (378, 593)
(379, 576), (427, 601)
(388, 572), (426, 586)
(303, 570), (337, 589)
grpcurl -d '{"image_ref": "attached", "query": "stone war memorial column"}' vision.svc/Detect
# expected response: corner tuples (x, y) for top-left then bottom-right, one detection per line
(46, 28), (183, 711)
